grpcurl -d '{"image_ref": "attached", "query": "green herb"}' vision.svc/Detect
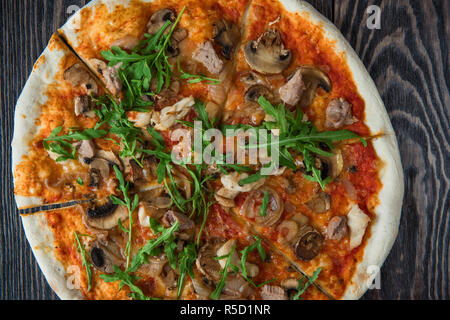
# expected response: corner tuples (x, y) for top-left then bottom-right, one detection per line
(110, 165), (139, 269)
(74, 232), (93, 292)
(128, 219), (180, 273)
(43, 126), (106, 162)
(243, 96), (366, 189)
(177, 60), (220, 85)
(210, 244), (237, 300)
(100, 266), (154, 300)
(292, 267), (322, 300)
(177, 242), (197, 298)
(239, 236), (275, 287)
(259, 191), (269, 217)
(76, 178), (84, 186)
(238, 172), (263, 186)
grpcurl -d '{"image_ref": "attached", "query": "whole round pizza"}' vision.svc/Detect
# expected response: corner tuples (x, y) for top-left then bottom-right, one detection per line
(12, 0), (404, 300)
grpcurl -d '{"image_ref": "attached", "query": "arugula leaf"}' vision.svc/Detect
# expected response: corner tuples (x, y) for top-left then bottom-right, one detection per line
(74, 232), (93, 292)
(292, 267), (322, 300)
(177, 242), (197, 298)
(128, 220), (179, 273)
(259, 191), (269, 217)
(110, 165), (139, 269)
(43, 126), (106, 162)
(76, 178), (84, 186)
(100, 266), (154, 300)
(210, 244), (237, 300)
(177, 59), (220, 85)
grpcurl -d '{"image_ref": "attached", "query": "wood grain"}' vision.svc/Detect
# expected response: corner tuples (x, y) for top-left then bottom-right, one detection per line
(0, 0), (448, 300)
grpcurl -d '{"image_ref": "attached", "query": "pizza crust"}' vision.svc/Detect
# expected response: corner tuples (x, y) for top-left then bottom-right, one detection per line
(279, 0), (404, 299)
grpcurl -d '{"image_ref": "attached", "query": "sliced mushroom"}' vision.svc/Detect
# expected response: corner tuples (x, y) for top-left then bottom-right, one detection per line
(76, 140), (95, 162)
(74, 95), (96, 118)
(294, 225), (324, 261)
(280, 278), (299, 290)
(216, 239), (259, 278)
(138, 201), (166, 227)
(325, 98), (356, 129)
(296, 66), (331, 107)
(222, 274), (253, 299)
(160, 263), (177, 291)
(261, 285), (288, 300)
(63, 63), (98, 95)
(196, 239), (225, 282)
(89, 158), (110, 182)
(85, 198), (129, 230)
(244, 29), (292, 74)
(305, 191), (331, 213)
(244, 84), (274, 103)
(147, 9), (176, 35)
(327, 216), (348, 241)
(89, 59), (122, 96)
(213, 19), (240, 60)
(241, 186), (284, 227)
(89, 241), (124, 274)
(316, 149), (344, 180)
(96, 150), (122, 170)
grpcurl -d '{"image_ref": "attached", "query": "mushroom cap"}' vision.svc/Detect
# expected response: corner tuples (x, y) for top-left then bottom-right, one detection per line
(317, 149), (344, 180)
(295, 66), (331, 107)
(213, 19), (240, 60)
(196, 239), (225, 282)
(86, 198), (129, 230)
(147, 8), (176, 34)
(244, 84), (274, 103)
(89, 241), (124, 274)
(305, 191), (331, 214)
(294, 225), (324, 261)
(244, 29), (292, 74)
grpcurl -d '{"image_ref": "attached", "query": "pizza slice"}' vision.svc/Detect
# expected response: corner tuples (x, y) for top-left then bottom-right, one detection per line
(12, 34), (116, 209)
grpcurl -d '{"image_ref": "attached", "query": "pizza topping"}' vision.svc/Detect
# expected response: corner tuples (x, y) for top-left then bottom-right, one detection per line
(297, 66), (331, 107)
(89, 241), (124, 274)
(138, 201), (166, 227)
(325, 98), (357, 129)
(213, 19), (240, 60)
(316, 149), (344, 180)
(242, 186), (283, 226)
(279, 69), (305, 106)
(153, 96), (195, 130)
(327, 216), (348, 241)
(216, 239), (259, 277)
(221, 274), (253, 299)
(347, 204), (370, 249)
(196, 239), (224, 282)
(162, 210), (195, 240)
(85, 199), (129, 230)
(96, 150), (123, 170)
(193, 40), (224, 74)
(243, 29), (292, 74)
(75, 140), (95, 162)
(305, 191), (331, 213)
(63, 63), (98, 95)
(89, 158), (110, 184)
(276, 220), (299, 243)
(74, 95), (96, 118)
(111, 35), (140, 50)
(294, 225), (324, 261)
(244, 84), (274, 103)
(261, 285), (288, 300)
(89, 58), (123, 95)
(221, 171), (265, 193)
(147, 8), (176, 35)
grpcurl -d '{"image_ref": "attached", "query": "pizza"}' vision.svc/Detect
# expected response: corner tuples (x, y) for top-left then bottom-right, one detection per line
(12, 0), (403, 300)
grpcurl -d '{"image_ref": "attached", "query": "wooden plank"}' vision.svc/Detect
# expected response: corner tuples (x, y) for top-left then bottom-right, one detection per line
(333, 0), (449, 300)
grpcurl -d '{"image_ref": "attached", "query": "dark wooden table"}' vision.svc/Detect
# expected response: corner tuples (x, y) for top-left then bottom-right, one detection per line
(1, 0), (448, 300)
